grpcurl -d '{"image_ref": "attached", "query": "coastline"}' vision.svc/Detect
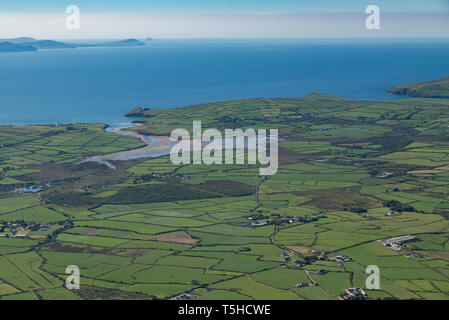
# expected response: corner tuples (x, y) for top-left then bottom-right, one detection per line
(76, 122), (175, 169)
(4, 40), (449, 126)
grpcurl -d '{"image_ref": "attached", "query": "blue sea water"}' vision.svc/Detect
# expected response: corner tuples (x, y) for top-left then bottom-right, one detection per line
(1, 38), (449, 126)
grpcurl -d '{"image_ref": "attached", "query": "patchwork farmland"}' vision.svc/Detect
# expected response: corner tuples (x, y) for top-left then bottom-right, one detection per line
(0, 92), (449, 300)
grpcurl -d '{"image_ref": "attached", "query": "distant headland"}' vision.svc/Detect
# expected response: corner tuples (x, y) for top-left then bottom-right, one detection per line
(0, 37), (147, 53)
(389, 75), (449, 98)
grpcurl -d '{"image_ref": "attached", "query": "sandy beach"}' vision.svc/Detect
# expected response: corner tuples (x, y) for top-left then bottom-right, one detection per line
(76, 123), (175, 169)
(102, 124), (175, 161)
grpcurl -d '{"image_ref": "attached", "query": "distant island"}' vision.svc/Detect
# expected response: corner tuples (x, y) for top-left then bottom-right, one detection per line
(0, 37), (147, 53)
(73, 39), (146, 48)
(0, 42), (38, 53)
(389, 76), (449, 98)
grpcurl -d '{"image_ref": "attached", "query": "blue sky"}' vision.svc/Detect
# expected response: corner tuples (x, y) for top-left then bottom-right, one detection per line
(1, 0), (447, 13)
(0, 0), (448, 38)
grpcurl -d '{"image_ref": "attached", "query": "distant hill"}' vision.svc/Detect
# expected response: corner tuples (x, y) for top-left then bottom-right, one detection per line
(0, 42), (37, 53)
(74, 39), (146, 48)
(26, 40), (76, 49)
(389, 76), (449, 98)
(0, 37), (146, 53)
(0, 37), (36, 44)
(104, 39), (146, 47)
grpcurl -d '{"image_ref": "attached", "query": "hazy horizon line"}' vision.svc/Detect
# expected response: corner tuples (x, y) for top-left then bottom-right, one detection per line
(3, 36), (449, 41)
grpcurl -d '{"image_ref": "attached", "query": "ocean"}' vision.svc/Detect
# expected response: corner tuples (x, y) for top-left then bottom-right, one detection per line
(1, 38), (449, 126)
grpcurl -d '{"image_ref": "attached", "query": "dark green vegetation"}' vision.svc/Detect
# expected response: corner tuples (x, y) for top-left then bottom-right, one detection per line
(0, 90), (449, 300)
(389, 76), (449, 98)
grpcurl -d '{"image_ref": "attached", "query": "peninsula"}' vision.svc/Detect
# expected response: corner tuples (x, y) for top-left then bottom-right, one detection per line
(389, 76), (449, 98)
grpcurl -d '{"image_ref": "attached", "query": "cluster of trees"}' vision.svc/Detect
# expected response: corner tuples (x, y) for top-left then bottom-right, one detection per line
(346, 207), (368, 214)
(383, 200), (415, 212)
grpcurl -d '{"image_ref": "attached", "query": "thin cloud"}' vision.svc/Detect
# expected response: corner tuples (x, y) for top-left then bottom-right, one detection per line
(0, 11), (448, 39)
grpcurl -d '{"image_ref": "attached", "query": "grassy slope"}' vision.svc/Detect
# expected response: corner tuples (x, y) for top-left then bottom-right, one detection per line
(389, 76), (449, 98)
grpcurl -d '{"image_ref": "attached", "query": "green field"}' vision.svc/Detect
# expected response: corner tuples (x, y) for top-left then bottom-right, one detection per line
(0, 84), (448, 300)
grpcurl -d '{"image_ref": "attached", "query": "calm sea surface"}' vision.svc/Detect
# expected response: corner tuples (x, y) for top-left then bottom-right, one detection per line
(1, 39), (449, 126)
